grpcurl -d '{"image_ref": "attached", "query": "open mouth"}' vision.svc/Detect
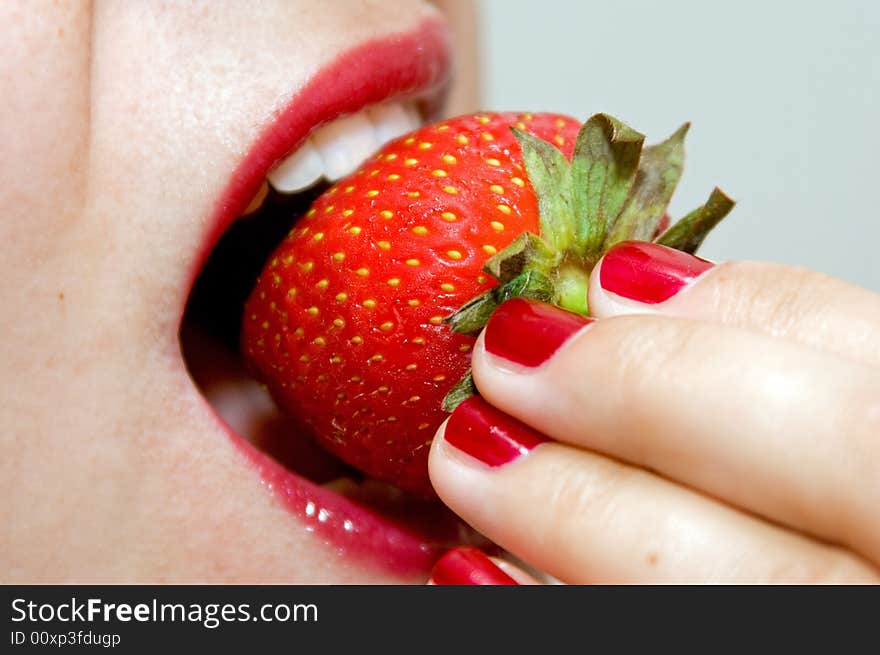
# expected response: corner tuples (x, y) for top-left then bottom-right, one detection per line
(179, 18), (483, 578)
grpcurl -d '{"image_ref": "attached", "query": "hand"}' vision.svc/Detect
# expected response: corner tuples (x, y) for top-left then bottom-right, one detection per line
(428, 241), (880, 583)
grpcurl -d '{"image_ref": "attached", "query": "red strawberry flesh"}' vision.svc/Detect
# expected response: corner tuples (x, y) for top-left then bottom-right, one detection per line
(242, 112), (581, 496)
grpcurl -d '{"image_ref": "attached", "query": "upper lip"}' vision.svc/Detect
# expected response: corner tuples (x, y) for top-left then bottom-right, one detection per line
(187, 16), (452, 295)
(182, 16), (468, 577)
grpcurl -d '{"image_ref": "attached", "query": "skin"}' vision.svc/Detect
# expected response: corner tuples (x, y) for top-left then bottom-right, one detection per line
(430, 257), (880, 583)
(0, 0), (478, 583)
(5, 0), (876, 586)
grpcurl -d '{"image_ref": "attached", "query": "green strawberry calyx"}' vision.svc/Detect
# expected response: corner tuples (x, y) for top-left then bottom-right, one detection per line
(442, 113), (735, 411)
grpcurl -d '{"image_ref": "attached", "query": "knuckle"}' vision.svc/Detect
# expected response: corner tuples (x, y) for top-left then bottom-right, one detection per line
(580, 316), (708, 462)
(712, 262), (828, 336)
(542, 453), (637, 546)
(603, 316), (703, 397)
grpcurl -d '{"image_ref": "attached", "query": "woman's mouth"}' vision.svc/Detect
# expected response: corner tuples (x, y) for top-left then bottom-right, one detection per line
(266, 102), (422, 195)
(180, 17), (482, 578)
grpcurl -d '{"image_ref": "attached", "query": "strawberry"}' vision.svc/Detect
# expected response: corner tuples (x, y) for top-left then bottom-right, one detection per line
(242, 112), (733, 496)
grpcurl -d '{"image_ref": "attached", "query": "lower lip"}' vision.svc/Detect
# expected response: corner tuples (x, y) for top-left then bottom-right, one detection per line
(206, 18), (454, 577)
(235, 438), (458, 578)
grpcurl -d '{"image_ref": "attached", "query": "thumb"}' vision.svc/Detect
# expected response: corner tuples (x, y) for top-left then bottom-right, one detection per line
(426, 547), (539, 585)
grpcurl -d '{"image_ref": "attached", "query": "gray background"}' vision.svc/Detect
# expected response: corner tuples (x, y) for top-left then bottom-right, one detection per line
(481, 0), (880, 290)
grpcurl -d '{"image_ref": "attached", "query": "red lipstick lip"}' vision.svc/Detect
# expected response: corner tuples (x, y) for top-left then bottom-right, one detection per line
(188, 18), (459, 578)
(234, 437), (458, 579)
(190, 16), (452, 288)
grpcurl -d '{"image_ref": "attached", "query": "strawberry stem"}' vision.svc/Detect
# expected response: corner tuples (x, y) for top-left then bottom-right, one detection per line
(605, 123), (688, 246)
(510, 128), (575, 253)
(442, 112), (736, 412)
(655, 187), (735, 254)
(570, 114), (645, 258)
(555, 262), (591, 315)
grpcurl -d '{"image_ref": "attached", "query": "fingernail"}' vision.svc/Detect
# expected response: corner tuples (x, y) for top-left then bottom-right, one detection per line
(599, 241), (714, 304)
(484, 297), (594, 367)
(444, 396), (546, 467)
(431, 547), (518, 585)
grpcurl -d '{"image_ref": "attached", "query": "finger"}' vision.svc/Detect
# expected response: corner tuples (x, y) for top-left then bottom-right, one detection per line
(589, 241), (880, 367)
(429, 400), (879, 584)
(427, 547), (539, 585)
(471, 298), (880, 563)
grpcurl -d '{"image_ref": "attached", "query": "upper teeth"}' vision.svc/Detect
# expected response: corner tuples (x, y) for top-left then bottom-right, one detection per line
(267, 101), (422, 194)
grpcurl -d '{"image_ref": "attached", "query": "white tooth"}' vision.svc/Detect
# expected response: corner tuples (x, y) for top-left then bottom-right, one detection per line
(267, 137), (324, 193)
(312, 111), (380, 180)
(367, 103), (419, 145)
(267, 102), (423, 192)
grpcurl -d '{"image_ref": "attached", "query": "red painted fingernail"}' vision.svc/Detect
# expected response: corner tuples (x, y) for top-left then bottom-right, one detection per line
(445, 396), (546, 467)
(484, 297), (593, 367)
(431, 547), (518, 585)
(599, 241), (714, 304)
